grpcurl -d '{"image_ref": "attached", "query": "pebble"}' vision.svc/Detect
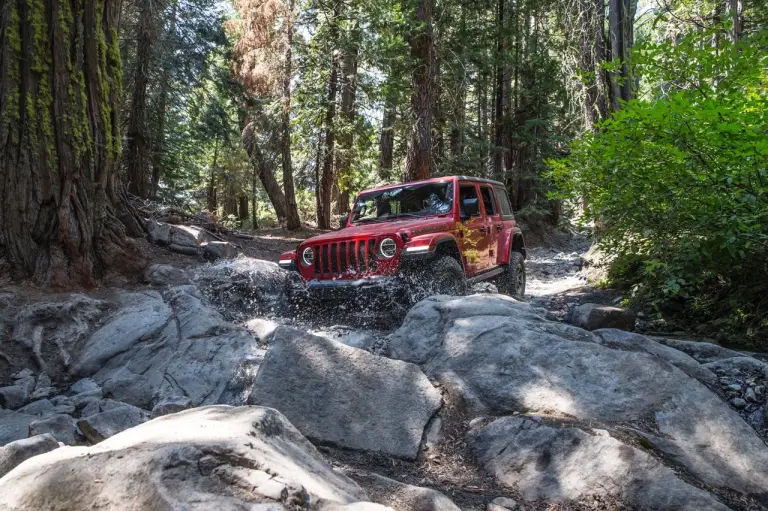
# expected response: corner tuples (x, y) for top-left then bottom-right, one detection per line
(745, 387), (757, 402)
(726, 384), (742, 392)
(731, 397), (747, 409)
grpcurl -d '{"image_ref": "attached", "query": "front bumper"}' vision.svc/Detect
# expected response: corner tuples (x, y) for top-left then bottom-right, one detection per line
(291, 275), (406, 303)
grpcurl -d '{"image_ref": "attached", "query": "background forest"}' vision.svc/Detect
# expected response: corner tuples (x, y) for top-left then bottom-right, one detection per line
(0, 0), (766, 340)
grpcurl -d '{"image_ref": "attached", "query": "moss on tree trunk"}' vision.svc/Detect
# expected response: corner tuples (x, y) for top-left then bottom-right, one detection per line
(0, 0), (144, 287)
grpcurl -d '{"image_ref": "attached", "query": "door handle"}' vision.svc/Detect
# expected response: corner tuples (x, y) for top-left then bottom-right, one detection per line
(478, 226), (489, 234)
(496, 224), (503, 232)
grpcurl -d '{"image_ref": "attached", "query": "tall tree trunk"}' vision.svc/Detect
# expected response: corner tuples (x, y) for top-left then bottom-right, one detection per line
(242, 122), (288, 225)
(150, 1), (177, 199)
(207, 138), (218, 213)
(317, 0), (341, 229)
(125, 0), (154, 198)
(281, 0), (301, 230)
(238, 195), (249, 222)
(579, 0), (607, 129)
(404, 0), (436, 182)
(608, 0), (633, 108)
(251, 160), (259, 229)
(335, 23), (359, 216)
(491, 0), (507, 179)
(0, 0), (144, 287)
(729, 0), (742, 42)
(378, 102), (396, 180)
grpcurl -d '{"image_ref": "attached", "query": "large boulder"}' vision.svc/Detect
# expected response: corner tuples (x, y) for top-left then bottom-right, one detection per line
(0, 406), (386, 510)
(0, 434), (60, 479)
(77, 404), (150, 443)
(0, 410), (37, 446)
(386, 295), (768, 506)
(249, 333), (442, 459)
(169, 224), (210, 248)
(8, 287), (261, 412)
(352, 473), (462, 511)
(471, 417), (729, 510)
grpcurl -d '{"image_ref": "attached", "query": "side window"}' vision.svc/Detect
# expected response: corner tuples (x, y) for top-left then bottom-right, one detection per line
(459, 185), (481, 217)
(494, 185), (514, 218)
(480, 187), (497, 217)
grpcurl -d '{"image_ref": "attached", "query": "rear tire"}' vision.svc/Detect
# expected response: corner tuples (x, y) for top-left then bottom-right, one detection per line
(498, 251), (526, 297)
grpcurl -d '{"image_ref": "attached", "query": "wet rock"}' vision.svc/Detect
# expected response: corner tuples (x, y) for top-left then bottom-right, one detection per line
(150, 396), (192, 418)
(146, 219), (171, 245)
(249, 333), (442, 459)
(12, 369), (34, 380)
(471, 417), (729, 510)
(28, 414), (77, 446)
(143, 264), (190, 286)
(18, 399), (55, 416)
(0, 385), (29, 410)
(388, 295), (768, 499)
(0, 434), (60, 479)
(571, 303), (636, 331)
(0, 410), (37, 446)
(201, 241), (238, 261)
(357, 473), (461, 511)
(0, 406), (375, 510)
(77, 405), (149, 444)
(70, 378), (100, 395)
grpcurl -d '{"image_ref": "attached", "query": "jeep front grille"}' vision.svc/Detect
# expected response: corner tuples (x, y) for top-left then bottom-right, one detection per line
(313, 239), (378, 278)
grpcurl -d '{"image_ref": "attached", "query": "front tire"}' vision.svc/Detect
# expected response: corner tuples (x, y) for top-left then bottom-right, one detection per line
(409, 255), (467, 301)
(498, 251), (526, 297)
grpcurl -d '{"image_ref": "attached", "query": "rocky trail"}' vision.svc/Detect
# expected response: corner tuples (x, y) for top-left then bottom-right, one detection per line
(2, 229), (768, 511)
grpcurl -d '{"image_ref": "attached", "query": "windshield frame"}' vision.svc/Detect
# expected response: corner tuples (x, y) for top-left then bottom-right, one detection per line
(350, 180), (455, 225)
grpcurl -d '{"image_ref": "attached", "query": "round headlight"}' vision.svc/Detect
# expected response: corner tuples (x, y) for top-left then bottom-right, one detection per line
(301, 247), (314, 266)
(378, 238), (397, 259)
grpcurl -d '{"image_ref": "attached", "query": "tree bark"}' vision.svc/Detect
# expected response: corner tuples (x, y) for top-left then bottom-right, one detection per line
(125, 0), (154, 198)
(579, 0), (608, 129)
(281, 0), (301, 230)
(242, 122), (288, 225)
(0, 0), (144, 287)
(207, 138), (218, 213)
(150, 1), (177, 199)
(317, 0), (341, 229)
(378, 102), (396, 181)
(238, 195), (249, 222)
(491, 0), (507, 179)
(729, 0), (742, 42)
(335, 23), (359, 216)
(404, 0), (436, 182)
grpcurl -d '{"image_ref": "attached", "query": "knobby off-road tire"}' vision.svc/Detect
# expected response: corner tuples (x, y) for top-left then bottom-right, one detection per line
(410, 256), (468, 301)
(498, 251), (526, 297)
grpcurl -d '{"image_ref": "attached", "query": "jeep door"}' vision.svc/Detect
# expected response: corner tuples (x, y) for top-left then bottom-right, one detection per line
(457, 182), (491, 274)
(479, 185), (502, 268)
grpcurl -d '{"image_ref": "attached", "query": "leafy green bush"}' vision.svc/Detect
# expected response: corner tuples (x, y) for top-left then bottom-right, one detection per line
(550, 28), (768, 341)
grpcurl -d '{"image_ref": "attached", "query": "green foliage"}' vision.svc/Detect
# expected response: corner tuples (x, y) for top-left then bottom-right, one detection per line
(551, 27), (768, 340)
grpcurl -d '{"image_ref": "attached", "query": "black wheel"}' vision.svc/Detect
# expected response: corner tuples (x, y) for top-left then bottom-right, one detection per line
(424, 256), (468, 297)
(498, 251), (526, 297)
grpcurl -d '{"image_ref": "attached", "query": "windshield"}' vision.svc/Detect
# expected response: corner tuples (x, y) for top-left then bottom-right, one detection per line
(350, 182), (454, 224)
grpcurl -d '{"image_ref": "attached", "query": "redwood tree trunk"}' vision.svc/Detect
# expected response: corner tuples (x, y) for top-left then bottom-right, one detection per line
(242, 122), (288, 225)
(0, 0), (143, 287)
(125, 0), (154, 198)
(150, 2), (177, 199)
(491, 0), (507, 179)
(317, 0), (341, 229)
(281, 0), (301, 230)
(404, 0), (436, 182)
(378, 102), (396, 181)
(335, 26), (359, 216)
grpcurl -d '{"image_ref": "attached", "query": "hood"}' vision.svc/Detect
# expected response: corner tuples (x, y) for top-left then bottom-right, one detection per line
(300, 216), (453, 245)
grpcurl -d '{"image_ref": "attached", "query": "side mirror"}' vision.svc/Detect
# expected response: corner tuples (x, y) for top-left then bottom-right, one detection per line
(461, 198), (479, 220)
(337, 214), (349, 229)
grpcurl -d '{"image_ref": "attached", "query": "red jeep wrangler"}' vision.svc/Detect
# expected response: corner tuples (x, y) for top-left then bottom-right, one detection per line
(278, 176), (526, 303)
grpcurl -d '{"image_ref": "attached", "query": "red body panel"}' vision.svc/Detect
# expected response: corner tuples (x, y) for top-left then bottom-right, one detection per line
(281, 176), (523, 282)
